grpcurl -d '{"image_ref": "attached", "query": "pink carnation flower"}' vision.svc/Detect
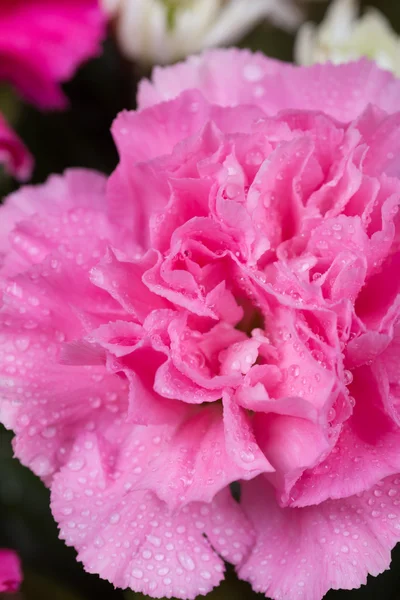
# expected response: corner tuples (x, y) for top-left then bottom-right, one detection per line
(0, 549), (22, 593)
(0, 0), (106, 109)
(2, 50), (400, 599)
(0, 113), (32, 180)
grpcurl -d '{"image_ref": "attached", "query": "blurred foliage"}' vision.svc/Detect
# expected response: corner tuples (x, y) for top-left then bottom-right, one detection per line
(21, 572), (86, 600)
(2, 1), (400, 599)
(124, 566), (264, 600)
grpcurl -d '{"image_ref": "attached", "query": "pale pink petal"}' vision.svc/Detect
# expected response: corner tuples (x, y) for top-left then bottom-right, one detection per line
(239, 474), (400, 600)
(0, 173), (128, 481)
(0, 169), (107, 277)
(91, 249), (170, 323)
(357, 111), (400, 178)
(138, 50), (400, 122)
(112, 91), (211, 164)
(122, 406), (263, 508)
(0, 315), (127, 482)
(137, 49), (282, 109)
(0, 549), (22, 593)
(51, 432), (254, 599)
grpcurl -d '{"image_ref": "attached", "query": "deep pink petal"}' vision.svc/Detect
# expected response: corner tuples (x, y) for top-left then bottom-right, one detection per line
(222, 391), (274, 477)
(0, 113), (33, 181)
(0, 549), (22, 593)
(289, 365), (400, 507)
(0, 0), (106, 109)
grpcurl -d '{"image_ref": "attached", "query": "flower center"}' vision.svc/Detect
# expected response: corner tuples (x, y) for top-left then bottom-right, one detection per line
(236, 302), (264, 338)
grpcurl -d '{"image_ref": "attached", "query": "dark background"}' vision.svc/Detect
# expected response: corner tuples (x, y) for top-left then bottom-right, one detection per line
(1, 1), (400, 599)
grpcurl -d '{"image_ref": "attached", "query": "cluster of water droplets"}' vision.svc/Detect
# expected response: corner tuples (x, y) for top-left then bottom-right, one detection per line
(241, 475), (400, 600)
(53, 436), (253, 598)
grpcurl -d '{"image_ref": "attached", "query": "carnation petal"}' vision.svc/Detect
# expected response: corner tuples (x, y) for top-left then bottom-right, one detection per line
(0, 113), (33, 181)
(51, 432), (254, 599)
(126, 406), (261, 508)
(239, 474), (400, 600)
(0, 169), (107, 277)
(139, 50), (400, 122)
(290, 365), (400, 507)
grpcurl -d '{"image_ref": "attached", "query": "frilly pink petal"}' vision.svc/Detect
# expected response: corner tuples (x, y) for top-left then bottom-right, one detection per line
(51, 432), (254, 600)
(239, 474), (400, 600)
(139, 50), (400, 122)
(2, 51), (400, 600)
(0, 169), (107, 276)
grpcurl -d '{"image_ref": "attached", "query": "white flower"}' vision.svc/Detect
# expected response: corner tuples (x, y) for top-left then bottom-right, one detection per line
(295, 0), (400, 76)
(103, 0), (303, 65)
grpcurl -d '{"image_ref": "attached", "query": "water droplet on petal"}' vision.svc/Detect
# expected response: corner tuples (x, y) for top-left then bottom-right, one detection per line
(343, 370), (353, 386)
(243, 64), (263, 82)
(178, 552), (196, 571)
(109, 513), (120, 524)
(68, 458), (85, 472)
(132, 568), (143, 579)
(240, 449), (255, 463)
(147, 535), (161, 547)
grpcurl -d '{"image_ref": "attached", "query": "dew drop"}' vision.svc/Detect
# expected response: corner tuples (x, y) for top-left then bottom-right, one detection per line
(240, 449), (255, 463)
(15, 337), (30, 352)
(31, 455), (53, 476)
(109, 513), (120, 524)
(178, 552), (196, 571)
(328, 407), (336, 422)
(343, 370), (353, 386)
(132, 568), (143, 579)
(42, 426), (56, 439)
(200, 571), (211, 580)
(68, 458), (85, 472)
(147, 535), (162, 547)
(243, 64), (263, 82)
